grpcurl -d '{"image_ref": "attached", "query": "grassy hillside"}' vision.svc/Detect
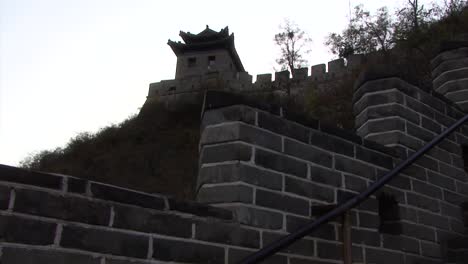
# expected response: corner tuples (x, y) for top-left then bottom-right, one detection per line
(21, 101), (202, 200)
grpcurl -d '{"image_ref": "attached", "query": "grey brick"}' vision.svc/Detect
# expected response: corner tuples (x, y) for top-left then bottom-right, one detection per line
(286, 215), (336, 240)
(201, 122), (282, 151)
(356, 146), (394, 169)
(285, 176), (335, 203)
(0, 164), (62, 190)
(335, 155), (376, 179)
(357, 117), (406, 135)
(1, 247), (101, 264)
(412, 180), (443, 199)
(201, 142), (252, 163)
(450, 218), (465, 233)
(401, 222), (436, 241)
(195, 220), (259, 248)
(356, 104), (420, 129)
(402, 164), (427, 181)
(405, 96), (436, 119)
(444, 190), (465, 204)
(359, 212), (379, 229)
(197, 184), (253, 204)
(310, 164), (342, 188)
(354, 89), (405, 115)
(427, 171), (456, 191)
(345, 174), (367, 192)
(366, 248), (404, 264)
(0, 214), (55, 245)
(263, 232), (315, 256)
(407, 192), (440, 213)
(202, 105), (256, 128)
(421, 241), (442, 258)
(317, 241), (342, 260)
(258, 111), (310, 143)
(90, 182), (166, 210)
(0, 185), (10, 210)
(382, 234), (420, 254)
(153, 237), (225, 263)
(441, 202), (462, 218)
(168, 198), (233, 220)
(14, 188), (110, 226)
(427, 147), (452, 164)
(440, 162), (467, 181)
(413, 154), (439, 172)
(284, 138), (333, 168)
(197, 163), (283, 191)
(67, 177), (87, 194)
(255, 149), (307, 178)
(227, 248), (287, 264)
(349, 228), (380, 246)
(289, 258), (340, 264)
(60, 224), (148, 258)
(256, 189), (309, 216)
(112, 204), (192, 238)
(310, 130), (354, 157)
(232, 205), (283, 229)
(417, 210), (450, 230)
(106, 259), (151, 264)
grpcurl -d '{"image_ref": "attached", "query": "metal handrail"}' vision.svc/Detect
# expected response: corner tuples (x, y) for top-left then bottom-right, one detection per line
(240, 114), (468, 264)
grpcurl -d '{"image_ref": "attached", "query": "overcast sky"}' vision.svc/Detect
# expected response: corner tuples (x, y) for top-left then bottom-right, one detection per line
(0, 0), (440, 166)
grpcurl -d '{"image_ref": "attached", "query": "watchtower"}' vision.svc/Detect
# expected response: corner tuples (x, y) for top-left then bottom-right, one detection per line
(168, 26), (245, 80)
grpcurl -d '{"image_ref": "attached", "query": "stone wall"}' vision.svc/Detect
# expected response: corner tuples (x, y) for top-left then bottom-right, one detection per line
(197, 86), (468, 263)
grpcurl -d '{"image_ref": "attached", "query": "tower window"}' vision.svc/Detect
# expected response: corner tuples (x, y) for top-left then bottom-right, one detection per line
(188, 57), (196, 67)
(208, 56), (216, 66)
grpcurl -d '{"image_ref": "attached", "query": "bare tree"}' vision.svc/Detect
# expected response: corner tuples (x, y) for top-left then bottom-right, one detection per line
(274, 19), (312, 77)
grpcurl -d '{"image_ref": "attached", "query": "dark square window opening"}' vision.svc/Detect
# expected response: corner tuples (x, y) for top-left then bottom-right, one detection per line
(208, 56), (216, 66)
(188, 57), (197, 67)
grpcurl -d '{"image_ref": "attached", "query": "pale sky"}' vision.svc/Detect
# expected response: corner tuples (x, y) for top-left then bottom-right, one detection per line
(0, 0), (439, 166)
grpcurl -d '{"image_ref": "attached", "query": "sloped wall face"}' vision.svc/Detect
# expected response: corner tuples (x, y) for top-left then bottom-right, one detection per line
(198, 100), (468, 263)
(432, 45), (468, 111)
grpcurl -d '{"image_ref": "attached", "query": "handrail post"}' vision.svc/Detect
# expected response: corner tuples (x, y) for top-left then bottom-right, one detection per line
(342, 212), (352, 264)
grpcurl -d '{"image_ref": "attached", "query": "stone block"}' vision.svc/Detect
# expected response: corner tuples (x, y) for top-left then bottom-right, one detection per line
(112, 204), (192, 238)
(439, 162), (466, 182)
(356, 146), (394, 169)
(311, 64), (326, 76)
(366, 248), (404, 264)
(443, 190), (465, 204)
(316, 241), (342, 260)
(90, 182), (166, 211)
(421, 241), (442, 258)
(406, 192), (440, 213)
(106, 258), (151, 264)
(286, 215), (336, 240)
(421, 116), (442, 134)
(275, 70), (290, 82)
(1, 247), (101, 264)
(349, 228), (380, 246)
(310, 164), (342, 188)
(284, 138), (333, 168)
(152, 237), (225, 263)
(427, 147), (452, 165)
(67, 177), (87, 194)
(402, 164), (427, 181)
(227, 248), (287, 264)
(354, 89), (405, 116)
(0, 185), (10, 210)
(168, 198), (233, 220)
(61, 224), (148, 258)
(257, 111), (311, 143)
(356, 104), (420, 129)
(412, 180), (443, 200)
(202, 105), (256, 128)
(401, 222), (436, 241)
(328, 58), (345, 74)
(357, 117), (406, 136)
(413, 155), (439, 172)
(335, 155), (376, 179)
(195, 220), (260, 248)
(441, 202), (462, 218)
(231, 205), (283, 229)
(417, 210), (450, 230)
(405, 96), (436, 119)
(197, 184), (253, 204)
(256, 189), (309, 216)
(345, 174), (367, 192)
(320, 123), (362, 144)
(293, 68), (308, 80)
(255, 149), (307, 178)
(359, 211), (379, 229)
(407, 122), (435, 143)
(201, 142), (252, 164)
(310, 130), (354, 157)
(285, 176), (335, 203)
(382, 234), (420, 254)
(201, 122), (282, 152)
(433, 68), (468, 89)
(0, 214), (56, 245)
(14, 188), (110, 226)
(263, 232), (314, 256)
(256, 73), (272, 83)
(0, 164), (62, 190)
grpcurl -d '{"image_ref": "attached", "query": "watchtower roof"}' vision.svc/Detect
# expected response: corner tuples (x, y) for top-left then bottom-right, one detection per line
(167, 25), (245, 72)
